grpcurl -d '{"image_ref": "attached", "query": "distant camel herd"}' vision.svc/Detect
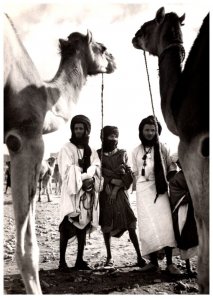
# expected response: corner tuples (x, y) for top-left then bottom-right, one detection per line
(4, 157), (62, 200)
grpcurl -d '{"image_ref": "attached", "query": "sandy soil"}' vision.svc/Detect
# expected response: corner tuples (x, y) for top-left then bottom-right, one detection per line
(3, 190), (199, 295)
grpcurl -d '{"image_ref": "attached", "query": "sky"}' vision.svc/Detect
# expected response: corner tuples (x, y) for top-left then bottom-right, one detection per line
(3, 0), (210, 159)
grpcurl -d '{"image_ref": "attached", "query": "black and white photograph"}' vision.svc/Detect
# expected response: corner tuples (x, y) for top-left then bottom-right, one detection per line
(2, 0), (210, 295)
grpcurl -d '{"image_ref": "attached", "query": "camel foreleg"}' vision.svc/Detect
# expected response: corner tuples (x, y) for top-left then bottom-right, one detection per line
(15, 202), (41, 294)
(7, 133), (44, 294)
(38, 179), (42, 202)
(46, 186), (51, 202)
(178, 133), (209, 294)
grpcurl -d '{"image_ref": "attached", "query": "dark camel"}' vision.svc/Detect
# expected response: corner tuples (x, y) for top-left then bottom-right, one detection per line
(4, 14), (116, 294)
(132, 7), (209, 294)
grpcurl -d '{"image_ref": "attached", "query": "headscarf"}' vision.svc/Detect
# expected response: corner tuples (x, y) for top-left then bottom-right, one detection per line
(70, 114), (91, 134)
(139, 115), (162, 146)
(139, 115), (167, 202)
(69, 114), (92, 172)
(100, 126), (119, 152)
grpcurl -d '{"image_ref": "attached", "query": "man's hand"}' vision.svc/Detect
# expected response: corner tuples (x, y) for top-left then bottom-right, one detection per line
(82, 177), (94, 192)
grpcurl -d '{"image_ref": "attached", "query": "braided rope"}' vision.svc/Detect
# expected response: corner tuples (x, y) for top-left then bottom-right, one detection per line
(96, 73), (104, 202)
(143, 51), (159, 141)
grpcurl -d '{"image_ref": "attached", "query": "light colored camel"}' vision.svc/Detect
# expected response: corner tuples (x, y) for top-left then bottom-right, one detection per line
(52, 162), (62, 195)
(38, 156), (56, 202)
(4, 13), (116, 294)
(132, 7), (209, 293)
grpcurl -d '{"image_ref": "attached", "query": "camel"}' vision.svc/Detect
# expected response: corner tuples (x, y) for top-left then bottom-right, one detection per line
(132, 7), (209, 294)
(38, 156), (56, 202)
(4, 13), (116, 294)
(52, 162), (62, 195)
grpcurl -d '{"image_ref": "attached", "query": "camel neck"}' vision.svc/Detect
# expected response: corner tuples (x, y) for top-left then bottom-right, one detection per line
(42, 57), (88, 133)
(50, 56), (87, 98)
(158, 45), (184, 135)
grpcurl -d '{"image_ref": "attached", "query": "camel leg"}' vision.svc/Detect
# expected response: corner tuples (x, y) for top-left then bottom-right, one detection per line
(38, 180), (42, 202)
(46, 187), (51, 202)
(49, 181), (53, 194)
(178, 134), (209, 294)
(7, 133), (44, 294)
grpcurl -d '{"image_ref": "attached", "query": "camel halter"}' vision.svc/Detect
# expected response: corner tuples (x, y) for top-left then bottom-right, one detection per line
(143, 51), (159, 139)
(88, 74), (104, 235)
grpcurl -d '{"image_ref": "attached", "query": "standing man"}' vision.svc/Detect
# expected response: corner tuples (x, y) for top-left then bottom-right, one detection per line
(58, 114), (102, 271)
(169, 154), (198, 275)
(132, 115), (181, 274)
(97, 125), (146, 268)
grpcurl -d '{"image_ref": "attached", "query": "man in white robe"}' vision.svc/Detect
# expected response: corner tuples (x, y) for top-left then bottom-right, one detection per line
(132, 115), (181, 275)
(58, 115), (102, 271)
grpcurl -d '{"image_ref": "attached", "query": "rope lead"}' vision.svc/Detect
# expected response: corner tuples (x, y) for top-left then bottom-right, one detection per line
(97, 73), (104, 200)
(143, 51), (159, 142)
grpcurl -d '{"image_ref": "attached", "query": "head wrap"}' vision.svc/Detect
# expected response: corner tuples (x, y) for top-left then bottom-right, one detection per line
(100, 126), (119, 152)
(69, 114), (92, 172)
(138, 115), (167, 202)
(139, 115), (162, 146)
(70, 114), (91, 134)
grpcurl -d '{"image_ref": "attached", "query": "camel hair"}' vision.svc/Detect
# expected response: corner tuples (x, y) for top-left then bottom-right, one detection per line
(132, 7), (209, 294)
(4, 13), (116, 294)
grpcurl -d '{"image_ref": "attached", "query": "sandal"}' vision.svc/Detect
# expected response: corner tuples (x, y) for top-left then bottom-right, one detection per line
(137, 257), (147, 268)
(166, 264), (182, 275)
(140, 262), (160, 273)
(104, 258), (114, 267)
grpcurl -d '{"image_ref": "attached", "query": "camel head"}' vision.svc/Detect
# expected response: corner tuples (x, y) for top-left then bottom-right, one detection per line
(59, 30), (116, 75)
(132, 7), (185, 56)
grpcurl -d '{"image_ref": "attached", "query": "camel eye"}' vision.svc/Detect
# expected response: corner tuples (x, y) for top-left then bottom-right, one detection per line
(101, 46), (106, 53)
(97, 43), (106, 53)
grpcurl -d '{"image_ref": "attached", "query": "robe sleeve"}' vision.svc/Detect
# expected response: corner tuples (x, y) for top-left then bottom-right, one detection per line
(58, 144), (82, 195)
(131, 147), (139, 176)
(121, 150), (133, 189)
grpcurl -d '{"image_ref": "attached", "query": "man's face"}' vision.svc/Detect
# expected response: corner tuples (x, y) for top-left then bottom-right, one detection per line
(142, 124), (156, 141)
(107, 133), (118, 142)
(74, 123), (85, 138)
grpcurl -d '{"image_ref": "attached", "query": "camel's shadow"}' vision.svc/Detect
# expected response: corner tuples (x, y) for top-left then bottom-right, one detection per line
(4, 266), (198, 294)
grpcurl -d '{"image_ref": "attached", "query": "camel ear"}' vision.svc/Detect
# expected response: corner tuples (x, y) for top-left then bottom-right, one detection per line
(179, 13), (185, 25)
(155, 7), (165, 24)
(86, 30), (93, 44)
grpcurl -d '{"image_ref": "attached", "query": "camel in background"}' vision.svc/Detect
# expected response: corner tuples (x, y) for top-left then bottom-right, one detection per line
(132, 7), (209, 293)
(38, 156), (56, 202)
(52, 162), (62, 195)
(4, 13), (116, 294)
